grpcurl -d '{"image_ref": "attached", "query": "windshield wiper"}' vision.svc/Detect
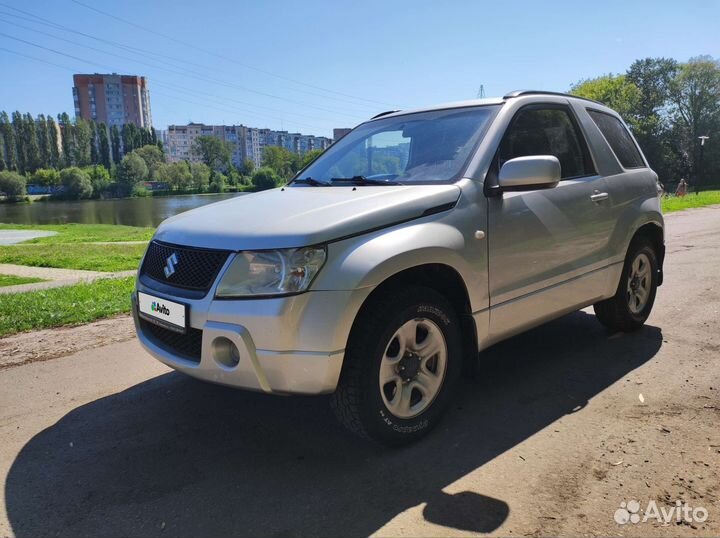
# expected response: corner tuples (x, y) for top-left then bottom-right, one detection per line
(330, 176), (401, 186)
(292, 177), (330, 186)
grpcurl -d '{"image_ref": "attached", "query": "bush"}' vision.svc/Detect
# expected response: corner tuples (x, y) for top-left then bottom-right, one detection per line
(0, 170), (27, 201)
(30, 168), (61, 187)
(60, 167), (93, 199)
(251, 167), (281, 190)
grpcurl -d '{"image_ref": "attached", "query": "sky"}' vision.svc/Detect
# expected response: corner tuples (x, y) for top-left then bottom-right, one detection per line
(0, 0), (718, 138)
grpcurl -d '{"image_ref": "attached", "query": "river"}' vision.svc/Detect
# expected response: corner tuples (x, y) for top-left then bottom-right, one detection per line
(0, 193), (245, 227)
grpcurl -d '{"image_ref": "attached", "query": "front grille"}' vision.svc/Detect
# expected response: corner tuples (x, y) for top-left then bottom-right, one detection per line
(141, 240), (230, 291)
(140, 318), (203, 363)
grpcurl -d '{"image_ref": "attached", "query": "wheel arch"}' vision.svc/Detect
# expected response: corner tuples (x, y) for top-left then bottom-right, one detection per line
(631, 222), (665, 286)
(344, 263), (479, 378)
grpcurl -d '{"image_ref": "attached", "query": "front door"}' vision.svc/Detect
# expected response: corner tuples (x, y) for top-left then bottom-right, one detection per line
(487, 103), (613, 341)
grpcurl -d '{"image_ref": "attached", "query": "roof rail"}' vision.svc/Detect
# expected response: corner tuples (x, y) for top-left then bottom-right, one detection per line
(503, 90), (604, 106)
(371, 110), (399, 119)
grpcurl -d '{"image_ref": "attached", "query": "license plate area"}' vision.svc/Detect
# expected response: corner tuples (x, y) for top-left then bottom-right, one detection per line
(137, 292), (188, 334)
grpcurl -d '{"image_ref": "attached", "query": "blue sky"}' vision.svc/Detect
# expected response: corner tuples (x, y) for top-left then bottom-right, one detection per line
(0, 0), (717, 137)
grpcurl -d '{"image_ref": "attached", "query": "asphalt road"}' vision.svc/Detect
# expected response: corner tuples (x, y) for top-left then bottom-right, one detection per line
(1, 207), (719, 537)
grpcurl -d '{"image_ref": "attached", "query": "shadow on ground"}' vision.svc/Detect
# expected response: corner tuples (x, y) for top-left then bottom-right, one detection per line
(5, 311), (662, 537)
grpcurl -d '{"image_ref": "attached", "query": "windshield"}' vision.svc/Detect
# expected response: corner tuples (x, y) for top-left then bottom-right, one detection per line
(295, 105), (499, 185)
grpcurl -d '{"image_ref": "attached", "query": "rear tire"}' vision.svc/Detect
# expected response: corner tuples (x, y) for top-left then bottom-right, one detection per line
(593, 237), (659, 331)
(331, 285), (462, 446)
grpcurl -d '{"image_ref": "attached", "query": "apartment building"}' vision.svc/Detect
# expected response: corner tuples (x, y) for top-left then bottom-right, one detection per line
(333, 128), (352, 141)
(165, 123), (332, 167)
(72, 73), (152, 128)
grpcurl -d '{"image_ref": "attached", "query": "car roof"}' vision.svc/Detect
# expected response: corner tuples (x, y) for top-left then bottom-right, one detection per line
(366, 90), (616, 122)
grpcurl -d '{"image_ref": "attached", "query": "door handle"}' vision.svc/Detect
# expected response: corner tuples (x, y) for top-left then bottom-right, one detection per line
(590, 191), (609, 203)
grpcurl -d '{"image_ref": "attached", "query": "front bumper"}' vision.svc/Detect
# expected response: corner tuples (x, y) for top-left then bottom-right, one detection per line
(132, 284), (372, 395)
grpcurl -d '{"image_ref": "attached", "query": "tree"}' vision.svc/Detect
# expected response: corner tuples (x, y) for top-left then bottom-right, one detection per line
(158, 161), (193, 191)
(60, 167), (93, 199)
(83, 164), (111, 196)
(191, 136), (231, 171)
(570, 74), (641, 121)
(251, 166), (281, 190)
(116, 152), (149, 190)
(190, 162), (211, 190)
(0, 170), (27, 201)
(36, 114), (51, 170)
(122, 123), (140, 154)
(625, 58), (680, 182)
(241, 157), (255, 176)
(134, 144), (165, 178)
(261, 146), (300, 179)
(58, 112), (74, 168)
(98, 123), (111, 169)
(89, 121), (100, 166)
(668, 56), (720, 189)
(209, 172), (226, 192)
(12, 112), (26, 173)
(108, 124), (120, 164)
(47, 116), (60, 169)
(0, 112), (16, 171)
(74, 119), (92, 167)
(300, 149), (323, 169)
(23, 113), (41, 172)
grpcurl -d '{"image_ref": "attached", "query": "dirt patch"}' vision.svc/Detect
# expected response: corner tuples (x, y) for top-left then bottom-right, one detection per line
(0, 314), (135, 369)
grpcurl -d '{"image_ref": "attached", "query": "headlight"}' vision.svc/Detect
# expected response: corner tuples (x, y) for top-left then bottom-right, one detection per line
(216, 246), (327, 297)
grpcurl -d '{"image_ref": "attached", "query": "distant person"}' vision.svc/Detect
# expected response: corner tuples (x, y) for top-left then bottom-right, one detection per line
(675, 178), (688, 197)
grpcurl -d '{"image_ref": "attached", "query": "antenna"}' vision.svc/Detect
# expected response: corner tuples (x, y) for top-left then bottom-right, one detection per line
(476, 84), (485, 99)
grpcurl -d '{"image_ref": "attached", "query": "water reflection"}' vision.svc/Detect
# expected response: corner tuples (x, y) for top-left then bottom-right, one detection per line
(0, 193), (244, 227)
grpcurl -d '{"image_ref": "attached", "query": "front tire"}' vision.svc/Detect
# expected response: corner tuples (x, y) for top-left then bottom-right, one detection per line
(331, 285), (462, 446)
(594, 237), (659, 331)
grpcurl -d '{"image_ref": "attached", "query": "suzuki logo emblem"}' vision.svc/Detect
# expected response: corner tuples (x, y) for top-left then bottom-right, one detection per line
(164, 253), (179, 278)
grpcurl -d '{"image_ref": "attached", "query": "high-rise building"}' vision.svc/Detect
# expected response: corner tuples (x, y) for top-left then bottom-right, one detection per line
(165, 123), (332, 167)
(333, 128), (352, 141)
(72, 73), (152, 128)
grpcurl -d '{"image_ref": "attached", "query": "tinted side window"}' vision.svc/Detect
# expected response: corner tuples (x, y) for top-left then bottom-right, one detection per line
(587, 109), (645, 169)
(498, 106), (594, 179)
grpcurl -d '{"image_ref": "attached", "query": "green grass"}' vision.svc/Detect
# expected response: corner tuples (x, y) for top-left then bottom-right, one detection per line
(0, 243), (146, 272)
(0, 276), (134, 337)
(0, 223), (154, 243)
(662, 190), (720, 213)
(0, 223), (151, 272)
(0, 274), (45, 287)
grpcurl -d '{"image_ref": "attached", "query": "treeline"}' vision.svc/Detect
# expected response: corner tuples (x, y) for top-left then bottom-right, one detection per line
(0, 112), (159, 174)
(0, 118), (326, 201)
(571, 55), (720, 189)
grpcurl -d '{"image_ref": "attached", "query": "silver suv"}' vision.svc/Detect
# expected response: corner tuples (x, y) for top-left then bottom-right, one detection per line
(133, 91), (664, 445)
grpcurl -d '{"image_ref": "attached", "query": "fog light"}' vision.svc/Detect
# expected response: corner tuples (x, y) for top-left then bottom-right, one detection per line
(212, 337), (240, 368)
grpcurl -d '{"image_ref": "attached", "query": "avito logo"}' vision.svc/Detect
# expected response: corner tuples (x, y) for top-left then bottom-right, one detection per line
(150, 301), (171, 316)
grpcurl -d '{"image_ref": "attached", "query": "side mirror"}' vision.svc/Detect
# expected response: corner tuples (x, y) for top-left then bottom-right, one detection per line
(498, 155), (561, 190)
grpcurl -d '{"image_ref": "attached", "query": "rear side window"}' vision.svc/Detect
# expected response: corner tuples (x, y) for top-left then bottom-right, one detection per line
(498, 106), (595, 180)
(587, 109), (645, 169)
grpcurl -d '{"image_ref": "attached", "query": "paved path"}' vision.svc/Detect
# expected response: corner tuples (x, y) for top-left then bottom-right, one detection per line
(0, 263), (136, 294)
(0, 207), (719, 537)
(0, 230), (57, 245)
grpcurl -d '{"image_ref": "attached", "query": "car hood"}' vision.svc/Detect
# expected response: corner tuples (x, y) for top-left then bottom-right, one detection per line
(154, 184), (461, 250)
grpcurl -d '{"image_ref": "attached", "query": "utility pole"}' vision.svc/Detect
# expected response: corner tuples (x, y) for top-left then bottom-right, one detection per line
(476, 85), (485, 99)
(697, 135), (709, 195)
